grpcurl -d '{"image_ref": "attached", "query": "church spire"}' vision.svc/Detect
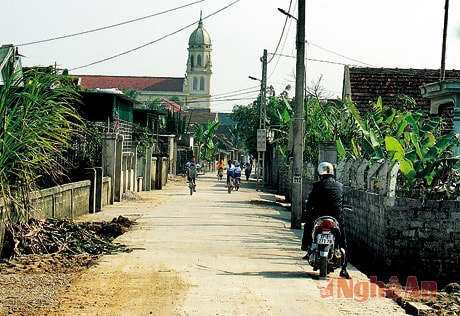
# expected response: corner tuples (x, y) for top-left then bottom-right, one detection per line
(185, 13), (212, 110)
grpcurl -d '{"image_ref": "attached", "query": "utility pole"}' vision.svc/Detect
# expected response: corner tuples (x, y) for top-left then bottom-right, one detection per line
(440, 0), (449, 80)
(256, 49), (268, 191)
(291, 0), (306, 229)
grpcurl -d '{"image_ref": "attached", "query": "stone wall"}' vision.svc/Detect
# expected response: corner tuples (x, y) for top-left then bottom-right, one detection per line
(384, 198), (460, 286)
(277, 157), (460, 285)
(337, 158), (460, 286)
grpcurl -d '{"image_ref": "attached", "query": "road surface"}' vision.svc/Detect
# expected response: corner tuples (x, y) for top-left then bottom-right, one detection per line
(59, 174), (407, 315)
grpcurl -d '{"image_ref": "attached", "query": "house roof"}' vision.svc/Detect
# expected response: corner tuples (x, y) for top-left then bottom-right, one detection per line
(182, 109), (217, 129)
(0, 44), (23, 86)
(159, 99), (185, 112)
(77, 75), (185, 92)
(215, 113), (236, 135)
(344, 66), (460, 115)
(0, 44), (13, 72)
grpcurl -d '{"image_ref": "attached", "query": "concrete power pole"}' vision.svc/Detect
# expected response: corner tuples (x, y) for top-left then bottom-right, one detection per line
(291, 0), (306, 229)
(256, 49), (268, 191)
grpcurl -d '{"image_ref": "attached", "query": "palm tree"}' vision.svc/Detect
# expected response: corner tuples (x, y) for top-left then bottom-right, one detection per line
(0, 68), (83, 222)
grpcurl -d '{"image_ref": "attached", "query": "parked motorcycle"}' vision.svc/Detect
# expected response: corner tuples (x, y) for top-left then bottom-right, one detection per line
(307, 216), (346, 278)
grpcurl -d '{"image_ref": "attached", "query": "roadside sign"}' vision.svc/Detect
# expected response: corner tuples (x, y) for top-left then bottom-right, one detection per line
(257, 129), (266, 152)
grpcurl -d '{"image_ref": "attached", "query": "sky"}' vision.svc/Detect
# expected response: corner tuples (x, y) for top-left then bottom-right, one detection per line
(1, 0), (460, 113)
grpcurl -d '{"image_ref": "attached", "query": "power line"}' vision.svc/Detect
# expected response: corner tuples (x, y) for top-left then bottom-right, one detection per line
(211, 85), (260, 97)
(267, 0), (294, 64)
(18, 0), (204, 47)
(306, 41), (376, 67)
(211, 88), (260, 101)
(271, 53), (368, 68)
(70, 0), (240, 71)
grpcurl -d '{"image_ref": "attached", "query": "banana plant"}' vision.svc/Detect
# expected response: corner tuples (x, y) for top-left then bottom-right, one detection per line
(193, 120), (221, 162)
(385, 110), (460, 197)
(337, 96), (460, 199)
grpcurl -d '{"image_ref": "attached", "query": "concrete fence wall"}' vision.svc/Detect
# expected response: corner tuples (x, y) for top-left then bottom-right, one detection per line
(337, 158), (460, 286)
(29, 180), (92, 220)
(277, 157), (460, 285)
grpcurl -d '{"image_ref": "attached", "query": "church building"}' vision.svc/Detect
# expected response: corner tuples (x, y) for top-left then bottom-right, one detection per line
(77, 15), (212, 111)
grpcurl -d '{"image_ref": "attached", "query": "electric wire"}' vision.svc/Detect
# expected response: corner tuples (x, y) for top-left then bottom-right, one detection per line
(211, 88), (260, 101)
(70, 0), (240, 71)
(271, 53), (369, 68)
(211, 85), (260, 97)
(18, 0), (204, 47)
(267, 0), (293, 64)
(306, 41), (377, 67)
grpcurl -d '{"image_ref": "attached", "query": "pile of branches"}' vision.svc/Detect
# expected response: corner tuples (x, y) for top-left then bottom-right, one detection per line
(1, 216), (135, 260)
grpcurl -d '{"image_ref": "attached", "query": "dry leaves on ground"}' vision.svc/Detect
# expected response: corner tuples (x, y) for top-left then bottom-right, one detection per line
(0, 216), (135, 315)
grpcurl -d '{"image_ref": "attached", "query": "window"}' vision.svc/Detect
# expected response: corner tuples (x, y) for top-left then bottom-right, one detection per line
(197, 55), (202, 67)
(190, 55), (194, 68)
(193, 77), (198, 90)
(200, 77), (205, 91)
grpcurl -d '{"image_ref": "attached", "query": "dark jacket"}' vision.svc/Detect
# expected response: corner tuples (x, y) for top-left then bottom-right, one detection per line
(303, 176), (344, 224)
(301, 175), (347, 250)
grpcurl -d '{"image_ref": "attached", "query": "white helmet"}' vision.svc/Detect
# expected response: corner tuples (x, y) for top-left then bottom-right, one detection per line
(317, 161), (334, 175)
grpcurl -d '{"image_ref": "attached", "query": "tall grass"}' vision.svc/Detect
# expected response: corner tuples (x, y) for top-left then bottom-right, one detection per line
(0, 68), (83, 222)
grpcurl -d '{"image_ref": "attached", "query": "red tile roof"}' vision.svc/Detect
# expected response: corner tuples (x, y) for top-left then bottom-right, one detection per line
(78, 75), (185, 92)
(159, 99), (184, 112)
(346, 67), (460, 115)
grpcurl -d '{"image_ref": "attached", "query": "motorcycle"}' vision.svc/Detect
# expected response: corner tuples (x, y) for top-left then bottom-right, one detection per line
(244, 166), (251, 181)
(227, 173), (234, 194)
(188, 178), (196, 195)
(217, 168), (223, 181)
(234, 170), (241, 191)
(307, 216), (346, 278)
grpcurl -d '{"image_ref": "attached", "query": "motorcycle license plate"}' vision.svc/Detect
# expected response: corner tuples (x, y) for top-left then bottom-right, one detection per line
(317, 234), (333, 244)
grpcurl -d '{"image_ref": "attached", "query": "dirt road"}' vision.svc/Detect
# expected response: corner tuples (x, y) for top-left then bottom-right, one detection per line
(56, 174), (407, 315)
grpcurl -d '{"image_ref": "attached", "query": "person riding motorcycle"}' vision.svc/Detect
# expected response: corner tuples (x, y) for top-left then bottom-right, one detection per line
(301, 161), (350, 279)
(225, 160), (235, 187)
(185, 156), (199, 192)
(233, 162), (242, 189)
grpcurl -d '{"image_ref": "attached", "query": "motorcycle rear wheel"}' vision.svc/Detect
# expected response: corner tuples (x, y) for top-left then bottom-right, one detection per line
(319, 257), (327, 278)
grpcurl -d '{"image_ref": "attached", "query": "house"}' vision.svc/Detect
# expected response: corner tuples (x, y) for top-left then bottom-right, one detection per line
(0, 44), (23, 86)
(342, 66), (460, 131)
(78, 75), (187, 107)
(78, 88), (138, 152)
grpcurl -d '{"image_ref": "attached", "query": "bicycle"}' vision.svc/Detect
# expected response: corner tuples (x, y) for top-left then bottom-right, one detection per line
(227, 176), (234, 194)
(188, 178), (196, 195)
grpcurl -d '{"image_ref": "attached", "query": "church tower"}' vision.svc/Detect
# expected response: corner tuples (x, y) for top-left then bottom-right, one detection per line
(186, 13), (212, 110)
